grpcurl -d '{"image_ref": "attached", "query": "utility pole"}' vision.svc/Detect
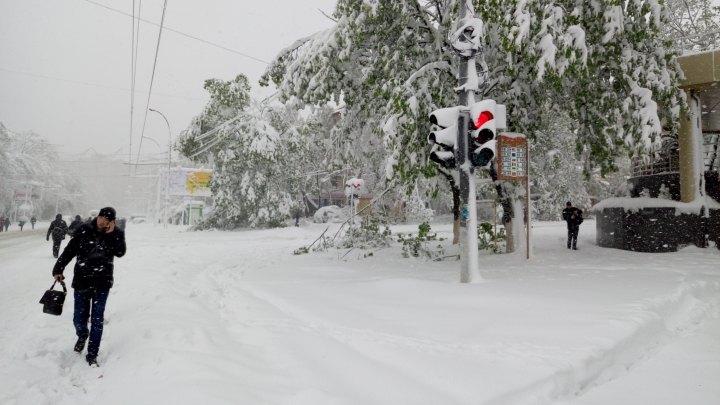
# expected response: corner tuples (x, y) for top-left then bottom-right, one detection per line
(456, 0), (480, 282)
(149, 108), (172, 228)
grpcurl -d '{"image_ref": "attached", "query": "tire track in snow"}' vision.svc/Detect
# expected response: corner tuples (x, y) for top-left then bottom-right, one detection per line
(484, 280), (720, 405)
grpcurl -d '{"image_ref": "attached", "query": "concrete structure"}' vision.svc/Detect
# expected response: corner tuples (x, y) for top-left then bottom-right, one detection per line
(596, 49), (720, 252)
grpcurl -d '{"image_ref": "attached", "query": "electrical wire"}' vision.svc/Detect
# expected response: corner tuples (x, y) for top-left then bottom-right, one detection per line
(135, 0), (169, 170)
(0, 67), (206, 101)
(81, 0), (269, 64)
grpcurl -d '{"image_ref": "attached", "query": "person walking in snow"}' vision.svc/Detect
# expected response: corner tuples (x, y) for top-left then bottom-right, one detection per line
(52, 207), (126, 367)
(18, 215), (29, 231)
(562, 201), (583, 250)
(47, 214), (68, 258)
(3, 216), (9, 232)
(31, 216), (37, 229)
(68, 215), (83, 236)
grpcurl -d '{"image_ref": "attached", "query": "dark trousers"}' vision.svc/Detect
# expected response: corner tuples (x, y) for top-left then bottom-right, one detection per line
(73, 288), (110, 358)
(52, 238), (62, 257)
(567, 227), (579, 249)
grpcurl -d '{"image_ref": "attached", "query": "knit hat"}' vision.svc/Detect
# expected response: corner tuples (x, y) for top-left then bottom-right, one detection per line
(566, 201), (572, 206)
(98, 207), (116, 221)
(56, 214), (62, 220)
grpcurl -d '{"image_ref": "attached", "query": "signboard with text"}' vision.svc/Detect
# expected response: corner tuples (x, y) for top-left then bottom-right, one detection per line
(161, 169), (213, 196)
(497, 133), (528, 181)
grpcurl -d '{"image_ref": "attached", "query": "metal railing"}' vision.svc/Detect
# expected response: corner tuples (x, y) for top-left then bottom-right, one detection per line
(704, 133), (720, 170)
(631, 138), (680, 177)
(631, 135), (720, 177)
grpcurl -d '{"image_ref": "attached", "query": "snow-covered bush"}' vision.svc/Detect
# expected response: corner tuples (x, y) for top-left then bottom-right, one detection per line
(401, 188), (434, 224)
(313, 206), (346, 223)
(396, 222), (445, 259)
(478, 222), (506, 254)
(335, 215), (393, 249)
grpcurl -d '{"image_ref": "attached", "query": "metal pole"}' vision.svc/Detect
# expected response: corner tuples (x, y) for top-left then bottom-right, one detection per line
(24, 183), (30, 217)
(458, 0), (479, 283)
(149, 108), (171, 228)
(526, 146), (531, 259)
(494, 192), (497, 251)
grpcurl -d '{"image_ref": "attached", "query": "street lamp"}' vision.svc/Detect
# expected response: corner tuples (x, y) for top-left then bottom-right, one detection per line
(149, 108), (172, 228)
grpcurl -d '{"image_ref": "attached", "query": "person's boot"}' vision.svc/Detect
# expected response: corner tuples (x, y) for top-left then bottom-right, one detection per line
(74, 336), (87, 353)
(86, 355), (98, 367)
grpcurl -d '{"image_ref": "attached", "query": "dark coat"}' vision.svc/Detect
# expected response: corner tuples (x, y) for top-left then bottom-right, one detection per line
(562, 207), (584, 229)
(47, 219), (68, 241)
(68, 218), (83, 235)
(53, 218), (127, 290)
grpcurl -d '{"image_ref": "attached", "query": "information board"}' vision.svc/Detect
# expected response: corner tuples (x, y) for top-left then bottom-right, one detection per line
(161, 169), (213, 196)
(497, 133), (528, 181)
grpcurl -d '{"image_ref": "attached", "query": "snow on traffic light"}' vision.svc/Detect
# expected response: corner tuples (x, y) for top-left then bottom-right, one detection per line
(428, 107), (461, 169)
(469, 100), (506, 168)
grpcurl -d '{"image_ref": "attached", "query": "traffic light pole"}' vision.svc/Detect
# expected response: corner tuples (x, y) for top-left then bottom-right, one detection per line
(457, 1), (480, 283)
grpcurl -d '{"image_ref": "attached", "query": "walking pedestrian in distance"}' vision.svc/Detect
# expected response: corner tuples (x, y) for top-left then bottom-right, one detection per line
(68, 215), (83, 237)
(47, 214), (68, 258)
(52, 207), (126, 367)
(18, 215), (29, 231)
(562, 201), (583, 250)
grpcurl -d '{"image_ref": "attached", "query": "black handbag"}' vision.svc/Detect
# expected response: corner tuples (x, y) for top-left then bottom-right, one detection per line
(39, 280), (67, 316)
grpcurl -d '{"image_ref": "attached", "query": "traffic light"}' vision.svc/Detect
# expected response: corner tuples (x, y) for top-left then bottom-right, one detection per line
(428, 107), (461, 169)
(469, 100), (506, 167)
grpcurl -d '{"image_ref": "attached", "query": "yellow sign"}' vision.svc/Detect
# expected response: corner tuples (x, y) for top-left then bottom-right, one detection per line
(187, 171), (212, 195)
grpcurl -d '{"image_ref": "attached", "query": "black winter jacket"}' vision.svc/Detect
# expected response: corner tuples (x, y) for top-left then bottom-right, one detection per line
(47, 219), (68, 241)
(68, 219), (83, 235)
(52, 218), (127, 290)
(562, 208), (584, 229)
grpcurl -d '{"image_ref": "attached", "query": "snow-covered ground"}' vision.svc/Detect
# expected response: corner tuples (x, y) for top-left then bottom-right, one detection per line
(0, 220), (718, 405)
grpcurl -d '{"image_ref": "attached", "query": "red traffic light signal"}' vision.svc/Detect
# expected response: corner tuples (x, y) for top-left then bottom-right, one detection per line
(469, 100), (506, 167)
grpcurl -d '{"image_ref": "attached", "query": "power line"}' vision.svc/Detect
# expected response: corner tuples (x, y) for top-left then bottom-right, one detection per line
(81, 0), (269, 64)
(136, 0), (169, 169)
(0, 67), (206, 101)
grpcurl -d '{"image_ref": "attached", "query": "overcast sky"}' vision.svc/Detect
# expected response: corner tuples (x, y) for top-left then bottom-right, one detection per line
(0, 0), (337, 159)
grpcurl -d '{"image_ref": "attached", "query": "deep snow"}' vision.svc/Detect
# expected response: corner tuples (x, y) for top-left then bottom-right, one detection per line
(0, 220), (718, 404)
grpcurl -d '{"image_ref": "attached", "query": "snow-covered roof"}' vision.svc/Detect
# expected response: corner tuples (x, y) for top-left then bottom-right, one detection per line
(591, 196), (720, 215)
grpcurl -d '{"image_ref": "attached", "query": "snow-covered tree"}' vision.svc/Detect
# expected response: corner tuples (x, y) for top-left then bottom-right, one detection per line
(661, 0), (720, 51)
(178, 76), (342, 229)
(262, 0), (684, 249)
(0, 122), (85, 217)
(530, 106), (591, 220)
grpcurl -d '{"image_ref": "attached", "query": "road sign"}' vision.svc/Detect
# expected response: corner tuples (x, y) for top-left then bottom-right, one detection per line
(497, 133), (528, 181)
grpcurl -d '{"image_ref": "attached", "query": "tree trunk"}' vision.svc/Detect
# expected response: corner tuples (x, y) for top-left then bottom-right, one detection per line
(438, 168), (461, 244)
(490, 164), (515, 253)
